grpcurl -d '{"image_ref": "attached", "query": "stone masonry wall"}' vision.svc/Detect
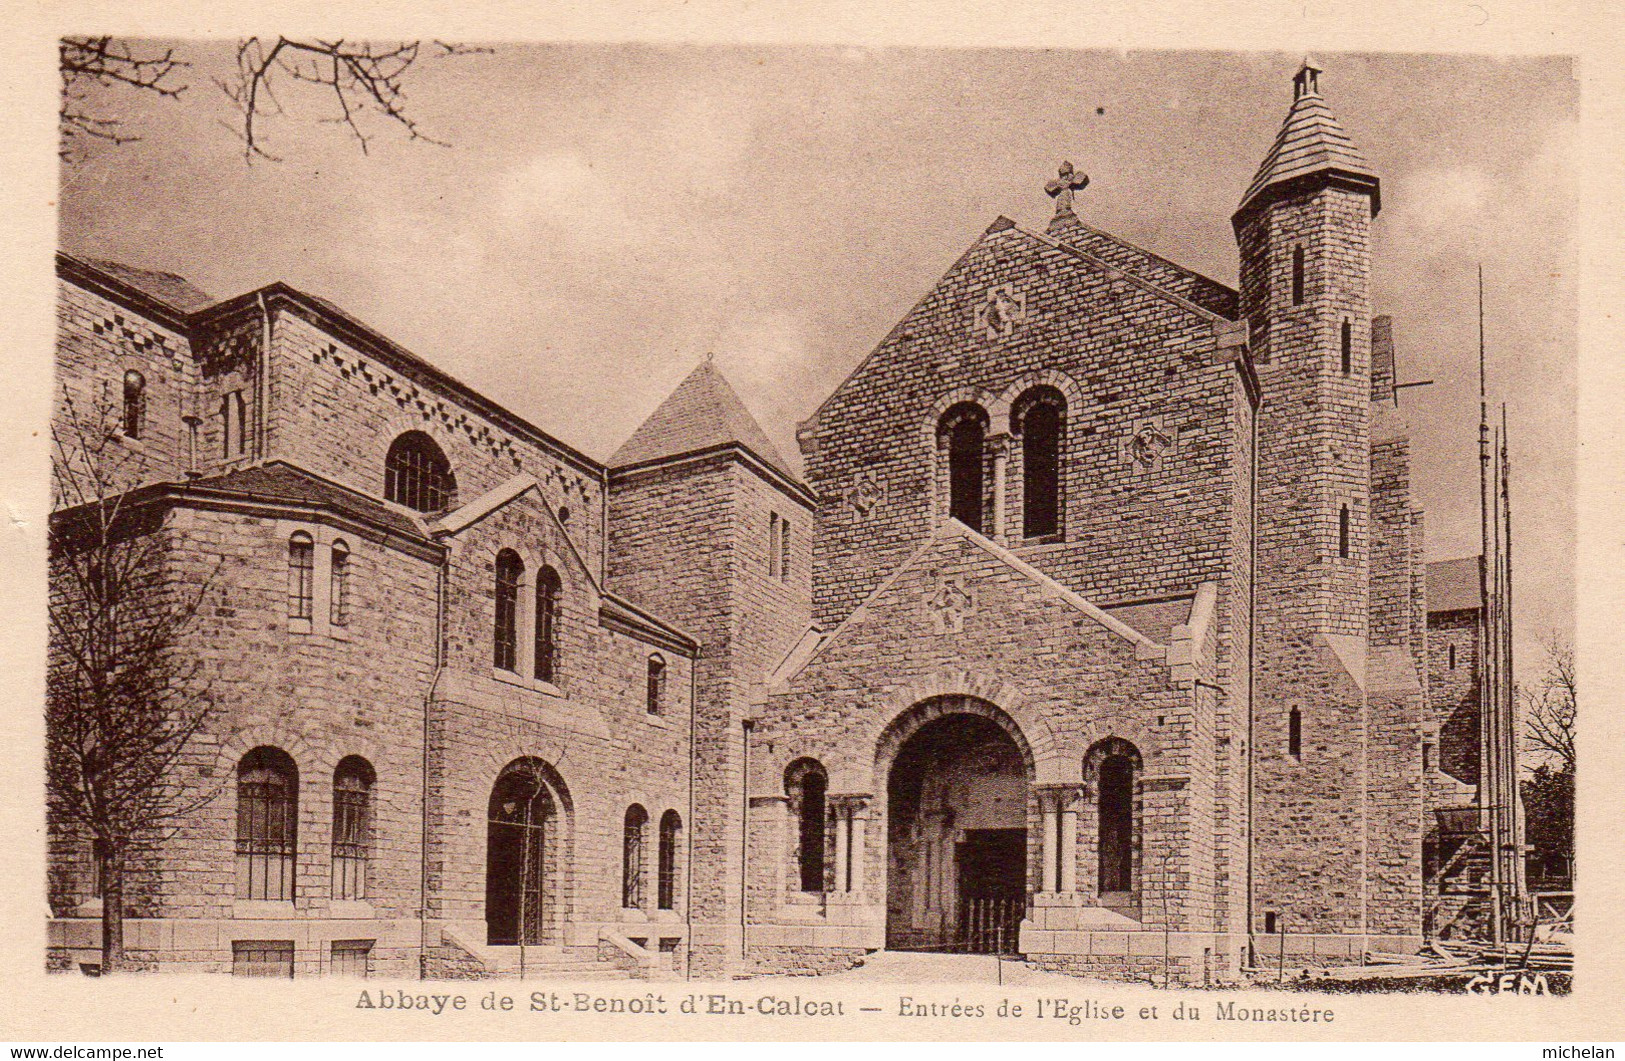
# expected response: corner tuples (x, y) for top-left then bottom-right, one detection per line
(802, 221), (1247, 632)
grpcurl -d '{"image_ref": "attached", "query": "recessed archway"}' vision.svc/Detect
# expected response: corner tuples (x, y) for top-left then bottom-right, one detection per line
(485, 758), (568, 947)
(882, 700), (1032, 953)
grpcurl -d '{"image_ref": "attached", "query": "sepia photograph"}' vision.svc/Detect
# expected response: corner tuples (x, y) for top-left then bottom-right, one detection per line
(15, 12), (1611, 1044)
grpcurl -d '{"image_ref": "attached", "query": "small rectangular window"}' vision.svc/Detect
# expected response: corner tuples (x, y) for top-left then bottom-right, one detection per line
(232, 940), (294, 978)
(1264, 912), (1279, 935)
(1291, 246), (1305, 306)
(330, 939), (373, 978)
(234, 391), (248, 456)
(1340, 319), (1353, 375)
(779, 517), (791, 580)
(1338, 504), (1350, 560)
(768, 513), (781, 576)
(1288, 708), (1302, 759)
(1423, 742), (1435, 772)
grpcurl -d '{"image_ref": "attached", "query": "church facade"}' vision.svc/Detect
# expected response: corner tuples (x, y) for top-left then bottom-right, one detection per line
(46, 64), (1490, 983)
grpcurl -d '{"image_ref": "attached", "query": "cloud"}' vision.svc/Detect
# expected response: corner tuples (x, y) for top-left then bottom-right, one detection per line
(493, 151), (637, 248)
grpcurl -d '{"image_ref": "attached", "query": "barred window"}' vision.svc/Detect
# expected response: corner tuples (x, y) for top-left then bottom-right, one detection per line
(646, 654), (665, 715)
(622, 804), (648, 910)
(236, 747), (298, 901)
(331, 756), (374, 901)
(232, 940), (294, 978)
(121, 370), (145, 439)
(288, 532), (314, 620)
(535, 566), (561, 683)
(329, 540), (350, 627)
(384, 431), (455, 513)
(330, 939), (373, 978)
(494, 550), (523, 672)
(657, 810), (681, 910)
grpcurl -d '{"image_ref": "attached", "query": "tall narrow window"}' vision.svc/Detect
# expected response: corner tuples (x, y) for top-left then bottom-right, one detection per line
(1338, 504), (1350, 559)
(1448, 644), (1457, 671)
(768, 513), (781, 576)
(494, 549), (523, 672)
(787, 760), (828, 893)
(941, 404), (988, 533)
(778, 517), (791, 580)
(646, 654), (665, 715)
(534, 566), (560, 683)
(121, 370), (145, 439)
(1291, 245), (1305, 306)
(1288, 707), (1302, 759)
(622, 805), (648, 910)
(384, 431), (456, 513)
(236, 747), (298, 901)
(1340, 319), (1353, 375)
(1098, 753), (1135, 895)
(657, 810), (681, 911)
(1423, 742), (1435, 772)
(232, 391), (247, 456)
(331, 756), (373, 901)
(329, 540), (350, 627)
(288, 532), (314, 620)
(1015, 388), (1064, 539)
(221, 391), (245, 459)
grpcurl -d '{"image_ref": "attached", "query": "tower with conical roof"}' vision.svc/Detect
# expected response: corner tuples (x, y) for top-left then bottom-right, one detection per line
(605, 360), (815, 977)
(1238, 62), (1411, 954)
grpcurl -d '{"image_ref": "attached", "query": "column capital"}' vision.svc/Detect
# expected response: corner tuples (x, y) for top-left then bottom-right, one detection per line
(1035, 783), (1086, 810)
(829, 793), (873, 817)
(985, 432), (1013, 457)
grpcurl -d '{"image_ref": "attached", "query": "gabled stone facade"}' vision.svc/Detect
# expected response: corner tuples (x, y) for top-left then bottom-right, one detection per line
(47, 62), (1484, 983)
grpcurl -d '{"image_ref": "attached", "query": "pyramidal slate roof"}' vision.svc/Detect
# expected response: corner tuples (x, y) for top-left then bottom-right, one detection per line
(609, 360), (795, 477)
(1236, 62), (1380, 220)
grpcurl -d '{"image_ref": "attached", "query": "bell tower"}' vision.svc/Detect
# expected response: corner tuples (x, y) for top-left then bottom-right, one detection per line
(1237, 61), (1387, 949)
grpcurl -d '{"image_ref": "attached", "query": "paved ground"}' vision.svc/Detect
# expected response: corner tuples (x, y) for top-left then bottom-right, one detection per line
(779, 949), (1128, 987)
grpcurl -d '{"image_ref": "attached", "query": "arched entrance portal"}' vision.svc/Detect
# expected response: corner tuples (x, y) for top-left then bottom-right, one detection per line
(885, 710), (1030, 953)
(486, 759), (563, 946)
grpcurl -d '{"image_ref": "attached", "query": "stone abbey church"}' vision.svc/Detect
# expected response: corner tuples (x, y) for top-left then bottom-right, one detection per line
(47, 64), (1493, 983)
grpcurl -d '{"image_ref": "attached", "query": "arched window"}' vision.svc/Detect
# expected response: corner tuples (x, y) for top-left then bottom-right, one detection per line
(1014, 387), (1065, 539)
(535, 566), (561, 683)
(939, 403), (988, 533)
(785, 759), (828, 893)
(332, 756), (374, 900)
(646, 654), (665, 715)
(494, 550), (523, 672)
(288, 532), (314, 620)
(384, 431), (455, 512)
(237, 747), (298, 901)
(121, 370), (145, 439)
(622, 804), (648, 910)
(657, 810), (682, 910)
(329, 540), (350, 627)
(1098, 754), (1135, 894)
(1288, 707), (1302, 759)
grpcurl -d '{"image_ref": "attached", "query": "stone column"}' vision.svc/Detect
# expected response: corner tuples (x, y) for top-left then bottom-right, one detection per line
(848, 801), (869, 901)
(986, 433), (1012, 542)
(832, 803), (850, 894)
(1038, 791), (1059, 894)
(1058, 788), (1080, 895)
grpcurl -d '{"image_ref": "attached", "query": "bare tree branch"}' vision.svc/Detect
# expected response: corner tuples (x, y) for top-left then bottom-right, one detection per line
(1520, 636), (1575, 774)
(59, 37), (188, 163)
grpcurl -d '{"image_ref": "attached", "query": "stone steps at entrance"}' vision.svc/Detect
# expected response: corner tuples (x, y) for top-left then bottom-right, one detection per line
(468, 943), (631, 981)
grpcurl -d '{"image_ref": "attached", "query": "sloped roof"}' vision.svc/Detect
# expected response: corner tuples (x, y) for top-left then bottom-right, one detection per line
(82, 258), (216, 313)
(182, 461), (427, 540)
(1427, 556), (1483, 613)
(1046, 213), (1239, 320)
(1236, 62), (1379, 220)
(609, 360), (794, 477)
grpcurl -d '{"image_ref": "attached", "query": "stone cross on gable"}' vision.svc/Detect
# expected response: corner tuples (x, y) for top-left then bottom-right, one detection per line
(1046, 161), (1090, 216)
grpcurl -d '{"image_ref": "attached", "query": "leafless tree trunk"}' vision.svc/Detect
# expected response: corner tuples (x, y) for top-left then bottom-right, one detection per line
(48, 388), (219, 973)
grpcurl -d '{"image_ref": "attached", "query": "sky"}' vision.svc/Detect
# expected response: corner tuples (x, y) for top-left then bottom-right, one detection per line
(57, 43), (1577, 673)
